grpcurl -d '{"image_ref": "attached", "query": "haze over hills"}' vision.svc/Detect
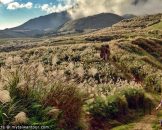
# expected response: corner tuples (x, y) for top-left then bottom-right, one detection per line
(122, 14), (136, 19)
(0, 12), (124, 38)
(13, 11), (71, 32)
(58, 13), (124, 34)
(0, 11), (71, 38)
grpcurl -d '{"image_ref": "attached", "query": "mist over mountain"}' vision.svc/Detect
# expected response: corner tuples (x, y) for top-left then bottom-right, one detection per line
(0, 0), (162, 38)
(0, 12), (124, 38)
(122, 14), (136, 19)
(0, 11), (71, 38)
(68, 0), (162, 19)
(59, 13), (123, 33)
(13, 11), (70, 32)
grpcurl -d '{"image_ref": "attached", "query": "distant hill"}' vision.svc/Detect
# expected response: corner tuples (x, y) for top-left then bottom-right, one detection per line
(58, 13), (124, 34)
(113, 13), (162, 28)
(0, 12), (124, 38)
(0, 11), (71, 38)
(122, 14), (136, 19)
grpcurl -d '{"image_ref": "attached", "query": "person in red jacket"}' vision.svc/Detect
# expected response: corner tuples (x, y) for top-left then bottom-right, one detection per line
(100, 45), (110, 61)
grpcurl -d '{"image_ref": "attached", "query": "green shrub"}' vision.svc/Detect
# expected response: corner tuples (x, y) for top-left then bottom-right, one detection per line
(88, 97), (107, 118)
(121, 88), (145, 109)
(88, 95), (128, 119)
(0, 101), (26, 125)
(43, 83), (87, 130)
(3, 71), (61, 129)
(105, 95), (128, 118)
(119, 44), (145, 56)
(28, 103), (60, 129)
(71, 55), (81, 62)
(88, 88), (151, 120)
(144, 73), (162, 93)
(42, 55), (52, 65)
(0, 59), (5, 67)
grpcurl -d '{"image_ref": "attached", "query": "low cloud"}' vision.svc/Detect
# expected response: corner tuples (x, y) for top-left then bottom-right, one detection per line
(68, 0), (162, 19)
(0, 0), (14, 4)
(40, 0), (75, 14)
(7, 2), (33, 10)
(40, 3), (73, 13)
(1, 0), (162, 18)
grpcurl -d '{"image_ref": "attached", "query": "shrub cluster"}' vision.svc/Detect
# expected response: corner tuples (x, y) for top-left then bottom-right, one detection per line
(88, 88), (152, 120)
(0, 71), (88, 130)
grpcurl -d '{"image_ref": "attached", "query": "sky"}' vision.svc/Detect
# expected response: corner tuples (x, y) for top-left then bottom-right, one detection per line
(0, 0), (162, 30)
(0, 0), (75, 29)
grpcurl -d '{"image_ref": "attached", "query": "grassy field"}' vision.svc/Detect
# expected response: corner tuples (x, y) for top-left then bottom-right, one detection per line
(0, 14), (162, 130)
(149, 21), (162, 30)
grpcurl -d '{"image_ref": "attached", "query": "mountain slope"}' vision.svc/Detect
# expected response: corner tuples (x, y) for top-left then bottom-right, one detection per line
(122, 14), (136, 19)
(0, 11), (71, 38)
(113, 13), (162, 28)
(1, 13), (162, 130)
(58, 13), (124, 34)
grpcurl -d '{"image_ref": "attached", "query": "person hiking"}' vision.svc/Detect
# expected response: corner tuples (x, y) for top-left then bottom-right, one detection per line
(156, 100), (162, 110)
(156, 100), (162, 126)
(100, 45), (110, 61)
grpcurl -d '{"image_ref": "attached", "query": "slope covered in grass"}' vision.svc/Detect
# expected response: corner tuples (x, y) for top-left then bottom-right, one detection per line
(1, 13), (162, 130)
(149, 21), (162, 30)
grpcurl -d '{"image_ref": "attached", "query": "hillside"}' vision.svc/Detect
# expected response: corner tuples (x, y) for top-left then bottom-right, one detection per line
(114, 13), (162, 28)
(122, 14), (136, 19)
(58, 13), (124, 34)
(0, 12), (124, 38)
(0, 11), (71, 38)
(0, 13), (162, 130)
(148, 21), (162, 30)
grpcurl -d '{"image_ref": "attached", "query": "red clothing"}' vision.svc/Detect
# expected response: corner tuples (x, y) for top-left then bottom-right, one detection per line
(100, 45), (110, 61)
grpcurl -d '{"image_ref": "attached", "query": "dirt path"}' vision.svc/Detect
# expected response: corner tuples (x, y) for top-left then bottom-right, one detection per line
(132, 114), (157, 130)
(113, 94), (161, 130)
